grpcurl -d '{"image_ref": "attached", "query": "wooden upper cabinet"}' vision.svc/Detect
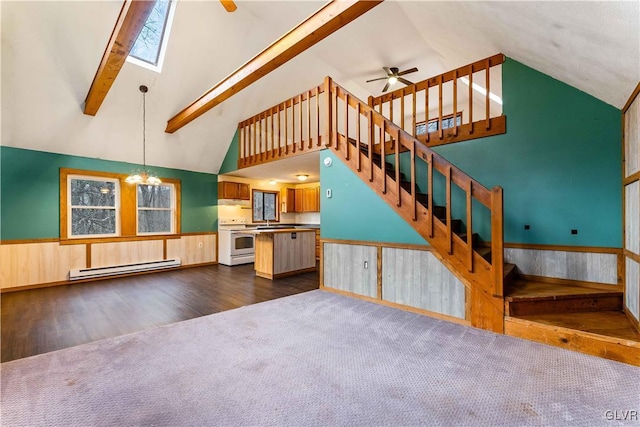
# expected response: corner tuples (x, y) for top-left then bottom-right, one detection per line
(280, 188), (296, 213)
(218, 181), (250, 200)
(279, 185), (320, 212)
(294, 188), (304, 212)
(302, 187), (320, 212)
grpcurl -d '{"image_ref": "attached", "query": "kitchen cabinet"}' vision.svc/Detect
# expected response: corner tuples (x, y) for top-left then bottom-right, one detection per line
(251, 228), (316, 279)
(218, 181), (250, 200)
(294, 188), (304, 212)
(280, 188), (296, 213)
(302, 187), (320, 212)
(280, 185), (320, 213)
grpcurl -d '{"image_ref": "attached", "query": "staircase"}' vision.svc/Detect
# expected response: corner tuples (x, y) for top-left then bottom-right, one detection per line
(504, 277), (640, 365)
(235, 55), (640, 365)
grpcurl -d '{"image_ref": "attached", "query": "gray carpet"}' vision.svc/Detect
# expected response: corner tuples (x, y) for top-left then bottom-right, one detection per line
(1, 290), (638, 426)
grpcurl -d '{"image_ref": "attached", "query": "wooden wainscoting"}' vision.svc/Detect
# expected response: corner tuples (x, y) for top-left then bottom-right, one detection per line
(91, 240), (164, 268)
(0, 241), (86, 288)
(503, 243), (622, 286)
(320, 238), (469, 326)
(0, 232), (217, 292)
(167, 233), (218, 266)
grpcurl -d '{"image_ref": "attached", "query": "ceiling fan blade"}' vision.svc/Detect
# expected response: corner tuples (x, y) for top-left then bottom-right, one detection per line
(398, 77), (415, 86)
(382, 81), (390, 92)
(398, 67), (418, 76)
(219, 0), (237, 12)
(366, 77), (389, 83)
(382, 67), (392, 76)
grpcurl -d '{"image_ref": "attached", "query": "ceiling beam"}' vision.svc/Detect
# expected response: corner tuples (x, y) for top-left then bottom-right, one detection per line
(84, 0), (157, 116)
(165, 0), (383, 133)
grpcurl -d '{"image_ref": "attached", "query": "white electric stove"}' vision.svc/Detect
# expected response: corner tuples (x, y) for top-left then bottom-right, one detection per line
(218, 218), (255, 266)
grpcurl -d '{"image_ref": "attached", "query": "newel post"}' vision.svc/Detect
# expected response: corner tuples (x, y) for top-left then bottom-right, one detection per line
(324, 76), (333, 148)
(491, 186), (504, 297)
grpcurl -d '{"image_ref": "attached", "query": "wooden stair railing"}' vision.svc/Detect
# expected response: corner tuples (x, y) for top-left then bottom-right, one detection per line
(369, 53), (506, 149)
(237, 84), (326, 169)
(325, 76), (505, 333)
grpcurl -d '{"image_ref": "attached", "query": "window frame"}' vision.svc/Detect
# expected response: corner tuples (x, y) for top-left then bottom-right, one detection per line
(59, 168), (181, 243)
(126, 0), (177, 73)
(416, 112), (463, 136)
(252, 189), (279, 223)
(136, 182), (177, 236)
(67, 174), (121, 239)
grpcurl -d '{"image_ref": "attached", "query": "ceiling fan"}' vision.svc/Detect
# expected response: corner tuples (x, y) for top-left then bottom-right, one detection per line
(219, 0), (237, 12)
(366, 66), (419, 92)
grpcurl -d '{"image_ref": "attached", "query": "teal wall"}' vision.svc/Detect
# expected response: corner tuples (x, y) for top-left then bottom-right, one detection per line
(218, 130), (239, 174)
(320, 150), (427, 245)
(322, 58), (622, 247)
(0, 146), (218, 240)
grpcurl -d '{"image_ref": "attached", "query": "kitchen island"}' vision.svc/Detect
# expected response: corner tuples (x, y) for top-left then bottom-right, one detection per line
(250, 228), (316, 279)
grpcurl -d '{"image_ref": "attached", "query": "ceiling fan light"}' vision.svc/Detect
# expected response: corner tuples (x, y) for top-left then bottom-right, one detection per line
(388, 76), (398, 85)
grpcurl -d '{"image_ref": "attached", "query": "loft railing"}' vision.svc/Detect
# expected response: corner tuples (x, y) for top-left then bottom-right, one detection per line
(237, 84), (326, 168)
(368, 54), (506, 149)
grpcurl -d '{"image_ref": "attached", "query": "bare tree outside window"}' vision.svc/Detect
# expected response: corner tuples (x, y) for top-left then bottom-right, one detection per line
(253, 190), (278, 222)
(129, 0), (171, 66)
(70, 178), (118, 236)
(137, 184), (174, 233)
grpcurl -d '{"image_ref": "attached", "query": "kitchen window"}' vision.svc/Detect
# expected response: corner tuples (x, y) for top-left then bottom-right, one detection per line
(252, 190), (279, 223)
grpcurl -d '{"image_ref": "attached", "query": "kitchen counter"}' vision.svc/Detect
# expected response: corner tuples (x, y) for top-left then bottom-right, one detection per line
(251, 229), (316, 280)
(248, 227), (316, 234)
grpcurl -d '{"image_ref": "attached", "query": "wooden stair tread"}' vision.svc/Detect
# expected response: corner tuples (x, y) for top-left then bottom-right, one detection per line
(513, 311), (640, 343)
(505, 279), (621, 301)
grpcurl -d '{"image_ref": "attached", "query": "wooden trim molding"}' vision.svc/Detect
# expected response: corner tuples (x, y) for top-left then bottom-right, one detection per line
(624, 170), (640, 185)
(503, 242), (622, 254)
(0, 262), (218, 294)
(320, 286), (471, 327)
(165, 0), (383, 133)
(0, 238), (61, 245)
(319, 238), (431, 252)
(625, 250), (640, 263)
(622, 81), (640, 114)
(2, 232), (216, 246)
(518, 274), (623, 292)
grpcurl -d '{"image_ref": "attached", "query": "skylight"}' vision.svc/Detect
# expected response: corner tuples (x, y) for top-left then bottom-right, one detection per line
(127, 0), (176, 73)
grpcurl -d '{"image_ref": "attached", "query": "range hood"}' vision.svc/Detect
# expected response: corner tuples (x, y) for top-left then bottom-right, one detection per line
(218, 199), (251, 207)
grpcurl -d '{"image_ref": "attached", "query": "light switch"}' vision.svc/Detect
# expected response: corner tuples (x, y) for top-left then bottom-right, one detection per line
(326, 189), (332, 198)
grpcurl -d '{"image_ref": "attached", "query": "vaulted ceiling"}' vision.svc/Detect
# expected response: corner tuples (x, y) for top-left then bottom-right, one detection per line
(2, 1), (638, 175)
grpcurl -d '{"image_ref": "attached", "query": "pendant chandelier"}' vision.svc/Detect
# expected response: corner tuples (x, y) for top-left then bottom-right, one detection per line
(125, 85), (161, 186)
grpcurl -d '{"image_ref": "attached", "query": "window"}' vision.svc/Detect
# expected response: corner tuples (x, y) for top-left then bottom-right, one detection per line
(253, 190), (279, 223)
(60, 168), (181, 241)
(127, 0), (176, 72)
(68, 175), (120, 237)
(137, 184), (175, 234)
(416, 112), (463, 136)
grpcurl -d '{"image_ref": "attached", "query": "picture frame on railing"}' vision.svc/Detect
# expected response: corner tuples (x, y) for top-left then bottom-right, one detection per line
(416, 112), (463, 136)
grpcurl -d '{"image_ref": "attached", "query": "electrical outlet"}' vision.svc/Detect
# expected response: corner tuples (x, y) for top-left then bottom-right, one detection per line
(571, 229), (578, 235)
(524, 224), (530, 230)
(363, 261), (368, 269)
(198, 242), (203, 249)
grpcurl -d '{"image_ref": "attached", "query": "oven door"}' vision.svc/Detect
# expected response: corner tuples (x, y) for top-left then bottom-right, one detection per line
(230, 232), (255, 256)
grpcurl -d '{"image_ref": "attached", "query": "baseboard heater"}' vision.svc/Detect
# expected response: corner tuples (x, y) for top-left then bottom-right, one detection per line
(69, 258), (181, 281)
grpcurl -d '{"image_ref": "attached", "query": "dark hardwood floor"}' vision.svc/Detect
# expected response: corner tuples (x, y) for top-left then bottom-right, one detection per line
(1, 264), (319, 363)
